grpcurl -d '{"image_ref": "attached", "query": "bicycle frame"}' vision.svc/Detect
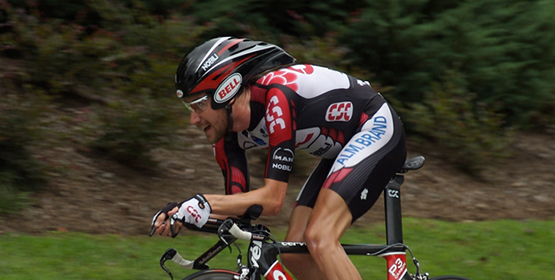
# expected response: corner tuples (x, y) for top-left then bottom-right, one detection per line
(243, 164), (418, 280)
(159, 156), (427, 280)
(246, 241), (412, 280)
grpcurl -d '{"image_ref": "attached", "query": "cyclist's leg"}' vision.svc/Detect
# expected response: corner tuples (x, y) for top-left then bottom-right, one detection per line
(304, 103), (407, 280)
(282, 158), (334, 280)
(305, 189), (359, 280)
(282, 206), (327, 280)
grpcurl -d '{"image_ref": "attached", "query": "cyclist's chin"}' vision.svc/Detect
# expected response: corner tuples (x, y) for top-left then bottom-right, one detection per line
(204, 126), (225, 144)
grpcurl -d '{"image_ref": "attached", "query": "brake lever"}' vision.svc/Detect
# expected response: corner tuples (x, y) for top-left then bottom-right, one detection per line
(217, 219), (235, 245)
(217, 219), (240, 255)
(149, 216), (179, 238)
(160, 248), (177, 280)
(149, 225), (156, 237)
(170, 215), (179, 238)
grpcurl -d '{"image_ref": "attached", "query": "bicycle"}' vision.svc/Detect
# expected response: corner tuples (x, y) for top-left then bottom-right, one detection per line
(155, 156), (471, 280)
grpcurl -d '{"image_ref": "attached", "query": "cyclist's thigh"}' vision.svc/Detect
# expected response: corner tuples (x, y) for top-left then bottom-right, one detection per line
(288, 159), (333, 241)
(324, 103), (406, 221)
(295, 157), (334, 209)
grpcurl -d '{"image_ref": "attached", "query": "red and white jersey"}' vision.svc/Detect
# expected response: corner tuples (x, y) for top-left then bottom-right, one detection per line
(214, 64), (389, 194)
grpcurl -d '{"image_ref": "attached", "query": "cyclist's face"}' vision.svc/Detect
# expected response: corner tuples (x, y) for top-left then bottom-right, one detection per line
(186, 95), (228, 144)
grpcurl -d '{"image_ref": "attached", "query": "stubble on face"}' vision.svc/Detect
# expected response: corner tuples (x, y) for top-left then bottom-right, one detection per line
(201, 108), (228, 144)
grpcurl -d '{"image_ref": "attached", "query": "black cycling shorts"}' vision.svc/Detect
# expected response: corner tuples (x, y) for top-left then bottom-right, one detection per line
(295, 103), (406, 222)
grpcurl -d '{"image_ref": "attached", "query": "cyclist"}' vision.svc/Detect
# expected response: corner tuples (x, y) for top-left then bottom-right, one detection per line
(151, 37), (407, 280)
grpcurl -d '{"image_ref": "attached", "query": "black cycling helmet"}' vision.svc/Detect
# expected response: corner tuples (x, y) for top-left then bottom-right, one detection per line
(175, 37), (296, 109)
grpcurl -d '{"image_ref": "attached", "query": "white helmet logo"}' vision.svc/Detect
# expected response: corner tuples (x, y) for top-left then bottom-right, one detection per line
(176, 90), (184, 98)
(215, 73), (242, 104)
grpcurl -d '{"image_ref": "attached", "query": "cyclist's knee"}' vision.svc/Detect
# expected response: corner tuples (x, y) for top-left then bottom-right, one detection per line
(304, 225), (336, 255)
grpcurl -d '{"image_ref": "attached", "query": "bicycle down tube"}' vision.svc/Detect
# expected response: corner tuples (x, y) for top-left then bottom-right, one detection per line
(251, 242), (412, 280)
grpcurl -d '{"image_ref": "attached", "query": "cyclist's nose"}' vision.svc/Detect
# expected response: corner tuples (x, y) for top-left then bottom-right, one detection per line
(190, 111), (201, 125)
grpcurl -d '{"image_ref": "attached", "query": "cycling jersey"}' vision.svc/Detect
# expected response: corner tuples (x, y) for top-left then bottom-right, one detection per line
(214, 64), (406, 220)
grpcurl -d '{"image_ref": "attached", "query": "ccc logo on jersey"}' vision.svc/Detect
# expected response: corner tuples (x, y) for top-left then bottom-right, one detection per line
(326, 101), (353, 122)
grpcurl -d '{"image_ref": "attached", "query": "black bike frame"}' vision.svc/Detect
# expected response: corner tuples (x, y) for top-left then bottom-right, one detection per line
(163, 156), (426, 280)
(244, 169), (415, 280)
(247, 241), (411, 280)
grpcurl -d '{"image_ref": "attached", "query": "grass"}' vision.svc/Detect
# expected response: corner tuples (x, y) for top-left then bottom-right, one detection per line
(346, 218), (555, 279)
(0, 218), (553, 280)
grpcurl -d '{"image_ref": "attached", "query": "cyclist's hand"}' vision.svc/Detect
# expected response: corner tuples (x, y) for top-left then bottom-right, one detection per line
(150, 202), (179, 237)
(172, 194), (212, 228)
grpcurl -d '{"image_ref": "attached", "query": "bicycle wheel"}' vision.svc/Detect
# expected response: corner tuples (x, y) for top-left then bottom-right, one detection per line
(430, 275), (472, 280)
(182, 269), (240, 280)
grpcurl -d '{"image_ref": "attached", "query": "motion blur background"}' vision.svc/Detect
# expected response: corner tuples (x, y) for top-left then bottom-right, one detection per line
(1, 0), (554, 237)
(1, 1), (554, 279)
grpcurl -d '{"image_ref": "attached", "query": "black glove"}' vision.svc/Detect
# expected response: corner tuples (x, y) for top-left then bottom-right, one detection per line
(149, 202), (179, 236)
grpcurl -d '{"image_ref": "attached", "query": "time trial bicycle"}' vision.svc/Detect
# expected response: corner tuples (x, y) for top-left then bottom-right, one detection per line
(156, 156), (471, 280)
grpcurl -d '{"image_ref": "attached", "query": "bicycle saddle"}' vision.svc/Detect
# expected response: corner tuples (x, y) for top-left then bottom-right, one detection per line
(399, 156), (425, 172)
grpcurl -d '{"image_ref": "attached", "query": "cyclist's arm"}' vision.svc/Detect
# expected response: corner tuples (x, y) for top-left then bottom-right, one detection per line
(205, 178), (287, 216)
(151, 181), (287, 236)
(210, 130), (289, 216)
(207, 86), (296, 216)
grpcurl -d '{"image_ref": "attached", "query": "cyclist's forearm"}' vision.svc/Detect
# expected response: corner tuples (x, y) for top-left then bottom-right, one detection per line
(205, 179), (288, 216)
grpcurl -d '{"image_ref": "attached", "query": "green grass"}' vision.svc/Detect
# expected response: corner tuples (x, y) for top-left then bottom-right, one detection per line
(1, 218), (553, 280)
(346, 218), (555, 280)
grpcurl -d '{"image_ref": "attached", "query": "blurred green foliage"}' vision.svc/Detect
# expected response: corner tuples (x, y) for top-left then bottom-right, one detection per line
(1, 0), (199, 169)
(341, 0), (555, 128)
(91, 94), (180, 170)
(1, 0), (553, 213)
(0, 0), (197, 208)
(398, 70), (514, 176)
(186, 0), (368, 39)
(0, 90), (49, 214)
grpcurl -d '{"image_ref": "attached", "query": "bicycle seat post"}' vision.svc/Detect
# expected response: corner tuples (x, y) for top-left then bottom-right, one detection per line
(384, 156), (425, 245)
(384, 173), (404, 245)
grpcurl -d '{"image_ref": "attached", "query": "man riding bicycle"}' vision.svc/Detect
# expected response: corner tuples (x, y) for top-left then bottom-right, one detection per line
(151, 37), (407, 280)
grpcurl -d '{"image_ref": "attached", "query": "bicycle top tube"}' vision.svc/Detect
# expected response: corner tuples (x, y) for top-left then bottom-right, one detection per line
(194, 218), (409, 257)
(269, 241), (407, 256)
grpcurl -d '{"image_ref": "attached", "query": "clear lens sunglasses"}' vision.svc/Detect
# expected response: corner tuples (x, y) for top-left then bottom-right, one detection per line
(182, 95), (209, 113)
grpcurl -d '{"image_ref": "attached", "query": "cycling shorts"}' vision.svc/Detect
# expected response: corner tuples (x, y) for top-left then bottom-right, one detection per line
(295, 103), (406, 222)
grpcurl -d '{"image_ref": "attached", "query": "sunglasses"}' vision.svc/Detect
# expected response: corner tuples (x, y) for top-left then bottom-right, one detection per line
(182, 95), (209, 113)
